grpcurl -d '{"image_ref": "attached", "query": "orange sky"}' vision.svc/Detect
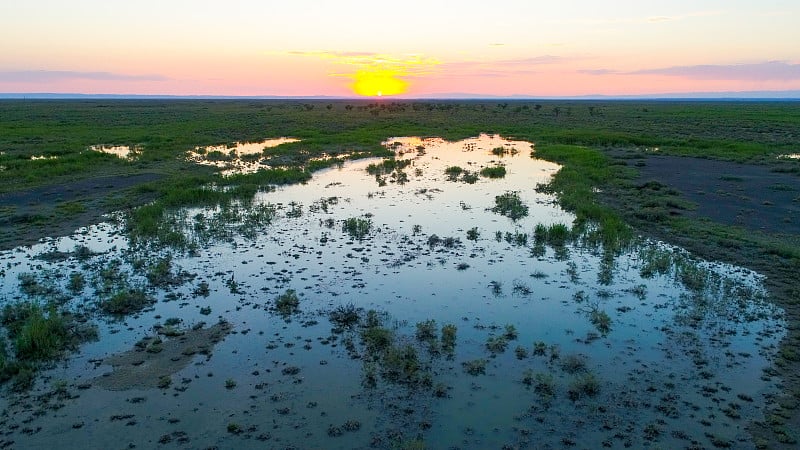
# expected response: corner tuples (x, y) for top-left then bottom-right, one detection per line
(1, 1), (798, 97)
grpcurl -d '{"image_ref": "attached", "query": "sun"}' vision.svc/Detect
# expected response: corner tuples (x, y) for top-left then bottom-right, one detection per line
(351, 70), (408, 97)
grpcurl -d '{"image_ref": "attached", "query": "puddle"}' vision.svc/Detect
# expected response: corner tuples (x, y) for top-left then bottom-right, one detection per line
(777, 153), (800, 160)
(89, 144), (142, 160)
(0, 134), (785, 449)
(187, 137), (301, 175)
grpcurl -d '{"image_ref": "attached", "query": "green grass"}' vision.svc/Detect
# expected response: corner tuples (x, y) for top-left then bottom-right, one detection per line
(3, 99), (798, 249)
(0, 301), (97, 388)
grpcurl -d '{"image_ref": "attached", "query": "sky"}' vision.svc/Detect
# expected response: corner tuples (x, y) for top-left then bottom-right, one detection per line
(1, 0), (799, 97)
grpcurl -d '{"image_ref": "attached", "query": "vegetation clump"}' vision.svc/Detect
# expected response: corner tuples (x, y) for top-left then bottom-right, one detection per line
(492, 191), (528, 221)
(462, 358), (487, 376)
(67, 272), (86, 294)
(589, 309), (612, 335)
(366, 158), (411, 176)
(342, 217), (372, 240)
(444, 166), (464, 181)
(275, 289), (300, 315)
(329, 303), (361, 329)
(568, 372), (600, 400)
(415, 320), (438, 343)
(560, 354), (588, 374)
(441, 324), (457, 354)
(461, 171), (479, 184)
(101, 288), (155, 315)
(534, 223), (571, 247)
(480, 165), (506, 178)
(485, 335), (508, 355)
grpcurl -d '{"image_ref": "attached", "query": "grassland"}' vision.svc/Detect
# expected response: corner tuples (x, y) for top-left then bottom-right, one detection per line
(1, 99), (799, 446)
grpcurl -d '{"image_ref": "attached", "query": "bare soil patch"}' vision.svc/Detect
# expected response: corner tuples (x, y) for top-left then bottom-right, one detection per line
(0, 172), (163, 249)
(94, 321), (231, 390)
(631, 155), (800, 234)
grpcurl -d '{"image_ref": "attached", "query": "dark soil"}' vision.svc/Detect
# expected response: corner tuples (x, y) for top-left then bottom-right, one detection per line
(0, 172), (163, 249)
(633, 155), (800, 234)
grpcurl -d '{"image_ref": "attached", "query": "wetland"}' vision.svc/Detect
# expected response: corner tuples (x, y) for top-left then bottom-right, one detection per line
(0, 100), (799, 449)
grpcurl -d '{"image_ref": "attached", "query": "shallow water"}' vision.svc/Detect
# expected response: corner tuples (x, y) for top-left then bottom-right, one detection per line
(89, 144), (142, 159)
(187, 137), (300, 175)
(0, 135), (785, 449)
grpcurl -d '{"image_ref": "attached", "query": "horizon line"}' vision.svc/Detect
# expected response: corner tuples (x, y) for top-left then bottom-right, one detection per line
(1, 90), (800, 101)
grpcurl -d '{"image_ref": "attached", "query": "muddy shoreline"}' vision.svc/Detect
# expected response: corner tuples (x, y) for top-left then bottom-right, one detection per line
(0, 172), (163, 250)
(603, 152), (800, 448)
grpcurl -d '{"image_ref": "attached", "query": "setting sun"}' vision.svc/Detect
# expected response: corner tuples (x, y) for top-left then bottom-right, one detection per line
(351, 69), (408, 97)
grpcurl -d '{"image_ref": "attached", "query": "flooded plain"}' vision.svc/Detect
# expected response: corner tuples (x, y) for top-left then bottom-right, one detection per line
(0, 135), (785, 449)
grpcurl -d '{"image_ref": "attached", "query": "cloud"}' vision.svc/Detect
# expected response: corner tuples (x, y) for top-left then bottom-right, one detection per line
(579, 69), (620, 76)
(0, 70), (168, 83)
(579, 61), (800, 81)
(288, 50), (441, 78)
(631, 61), (800, 81)
(646, 16), (674, 23)
(438, 55), (565, 78)
(567, 10), (723, 26)
(286, 50), (377, 58)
